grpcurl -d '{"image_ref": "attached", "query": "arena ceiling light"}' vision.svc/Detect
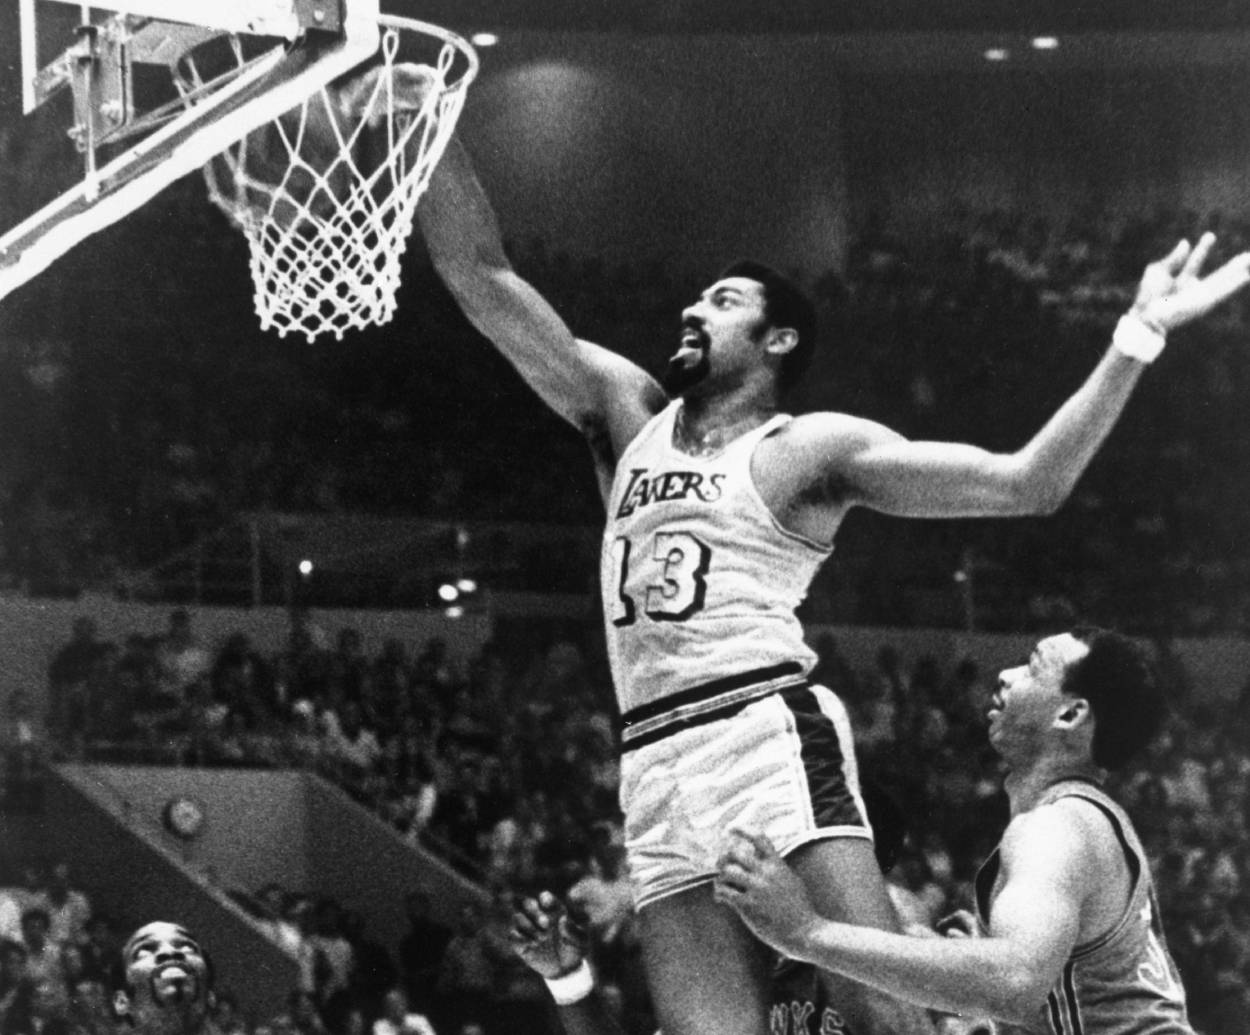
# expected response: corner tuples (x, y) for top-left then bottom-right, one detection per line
(983, 47), (1009, 62)
(1031, 36), (1060, 50)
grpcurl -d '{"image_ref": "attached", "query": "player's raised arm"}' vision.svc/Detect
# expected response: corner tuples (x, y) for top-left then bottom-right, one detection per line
(418, 138), (665, 449)
(814, 234), (1250, 519)
(714, 809), (1089, 1025)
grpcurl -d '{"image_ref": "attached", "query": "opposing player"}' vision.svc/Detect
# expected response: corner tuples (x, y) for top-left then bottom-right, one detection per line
(716, 627), (1194, 1033)
(510, 790), (995, 1035)
(113, 922), (214, 1035)
(416, 123), (1250, 1035)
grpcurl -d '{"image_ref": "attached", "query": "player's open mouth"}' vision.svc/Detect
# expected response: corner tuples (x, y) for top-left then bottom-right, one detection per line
(151, 964), (198, 1002)
(987, 694), (1003, 720)
(678, 324), (709, 352)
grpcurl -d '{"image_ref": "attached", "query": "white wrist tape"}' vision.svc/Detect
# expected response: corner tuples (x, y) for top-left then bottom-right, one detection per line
(1112, 313), (1167, 364)
(543, 961), (595, 1005)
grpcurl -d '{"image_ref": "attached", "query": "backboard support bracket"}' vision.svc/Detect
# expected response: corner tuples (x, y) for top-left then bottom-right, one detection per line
(2, 0), (380, 303)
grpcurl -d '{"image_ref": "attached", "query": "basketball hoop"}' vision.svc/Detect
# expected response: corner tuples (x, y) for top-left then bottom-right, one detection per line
(184, 16), (478, 342)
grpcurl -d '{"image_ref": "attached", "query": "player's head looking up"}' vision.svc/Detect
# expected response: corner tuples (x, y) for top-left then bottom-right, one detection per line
(664, 261), (817, 400)
(990, 627), (1166, 773)
(115, 923), (213, 1034)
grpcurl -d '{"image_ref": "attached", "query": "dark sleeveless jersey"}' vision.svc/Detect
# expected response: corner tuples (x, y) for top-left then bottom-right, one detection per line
(975, 780), (1193, 1035)
(769, 958), (856, 1035)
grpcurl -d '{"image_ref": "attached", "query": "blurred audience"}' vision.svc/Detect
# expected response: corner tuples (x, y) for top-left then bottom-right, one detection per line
(3, 198), (1250, 635)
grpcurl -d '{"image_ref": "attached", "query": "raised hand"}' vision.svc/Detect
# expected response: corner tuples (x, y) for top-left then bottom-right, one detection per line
(510, 890), (589, 979)
(713, 830), (818, 959)
(1131, 233), (1250, 332)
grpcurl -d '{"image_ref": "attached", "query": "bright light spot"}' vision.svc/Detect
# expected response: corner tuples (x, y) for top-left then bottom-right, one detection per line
(298, 560), (314, 576)
(1031, 36), (1059, 50)
(471, 32), (499, 47)
(445, 605), (465, 619)
(456, 578), (478, 594)
(437, 584), (459, 602)
(984, 48), (1010, 62)
(954, 571), (968, 583)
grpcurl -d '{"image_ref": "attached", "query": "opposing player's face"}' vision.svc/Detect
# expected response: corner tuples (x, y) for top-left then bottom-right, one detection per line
(121, 923), (209, 1015)
(664, 277), (771, 396)
(987, 633), (1089, 759)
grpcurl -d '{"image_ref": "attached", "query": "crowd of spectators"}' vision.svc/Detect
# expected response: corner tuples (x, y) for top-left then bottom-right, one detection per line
(2, 187), (1250, 634)
(0, 607), (1242, 1035)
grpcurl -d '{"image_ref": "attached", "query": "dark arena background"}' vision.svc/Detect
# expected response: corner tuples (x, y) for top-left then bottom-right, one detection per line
(1, 2), (1249, 1034)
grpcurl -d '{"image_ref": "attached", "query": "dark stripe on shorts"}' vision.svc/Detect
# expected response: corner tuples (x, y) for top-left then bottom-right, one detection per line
(619, 660), (806, 729)
(619, 694), (770, 754)
(781, 685), (864, 829)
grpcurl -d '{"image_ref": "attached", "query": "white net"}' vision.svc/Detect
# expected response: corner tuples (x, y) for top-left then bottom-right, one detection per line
(187, 19), (476, 341)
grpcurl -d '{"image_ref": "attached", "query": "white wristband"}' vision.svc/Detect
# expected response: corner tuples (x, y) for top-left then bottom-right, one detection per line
(1112, 313), (1167, 364)
(543, 960), (595, 1005)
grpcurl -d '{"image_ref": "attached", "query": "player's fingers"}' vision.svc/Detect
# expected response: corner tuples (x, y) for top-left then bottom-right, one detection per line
(535, 890), (563, 919)
(518, 897), (553, 930)
(1158, 238), (1192, 275)
(715, 861), (749, 890)
(719, 839), (760, 871)
(742, 830), (780, 859)
(390, 63), (440, 111)
(512, 904), (544, 937)
(1180, 231), (1217, 282)
(1172, 253), (1250, 322)
(725, 827), (775, 860)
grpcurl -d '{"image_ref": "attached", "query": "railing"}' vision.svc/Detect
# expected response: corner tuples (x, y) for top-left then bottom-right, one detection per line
(73, 735), (492, 886)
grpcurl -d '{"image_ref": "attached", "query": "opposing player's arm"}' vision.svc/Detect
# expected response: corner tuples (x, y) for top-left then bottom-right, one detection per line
(510, 892), (629, 1035)
(803, 234), (1250, 520)
(419, 139), (665, 452)
(715, 809), (1091, 1024)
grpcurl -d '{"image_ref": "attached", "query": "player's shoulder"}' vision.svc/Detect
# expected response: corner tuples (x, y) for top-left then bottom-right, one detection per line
(777, 411), (899, 454)
(1001, 798), (1105, 876)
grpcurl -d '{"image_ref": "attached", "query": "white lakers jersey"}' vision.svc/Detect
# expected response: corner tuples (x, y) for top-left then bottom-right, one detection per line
(600, 401), (834, 717)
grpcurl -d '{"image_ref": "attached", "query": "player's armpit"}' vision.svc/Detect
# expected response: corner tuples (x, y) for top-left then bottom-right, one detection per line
(786, 414), (1040, 520)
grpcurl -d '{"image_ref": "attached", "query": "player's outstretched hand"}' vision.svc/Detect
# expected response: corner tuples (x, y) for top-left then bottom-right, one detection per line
(1131, 233), (1250, 332)
(510, 890), (588, 979)
(714, 830), (818, 959)
(337, 62), (440, 128)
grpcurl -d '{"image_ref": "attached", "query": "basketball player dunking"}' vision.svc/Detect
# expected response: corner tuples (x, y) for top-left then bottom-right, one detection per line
(416, 127), (1250, 1035)
(716, 628), (1195, 1034)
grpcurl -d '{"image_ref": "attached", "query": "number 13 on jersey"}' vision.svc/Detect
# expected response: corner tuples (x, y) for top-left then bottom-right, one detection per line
(609, 531), (711, 625)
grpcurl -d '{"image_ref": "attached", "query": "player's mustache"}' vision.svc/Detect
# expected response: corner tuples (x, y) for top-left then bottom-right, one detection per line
(680, 318), (709, 347)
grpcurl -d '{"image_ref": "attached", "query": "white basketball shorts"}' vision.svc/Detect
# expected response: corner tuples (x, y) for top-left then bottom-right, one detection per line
(618, 675), (872, 909)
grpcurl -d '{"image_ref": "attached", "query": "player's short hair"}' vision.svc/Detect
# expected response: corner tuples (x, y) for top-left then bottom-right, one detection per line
(1062, 627), (1167, 770)
(719, 260), (817, 397)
